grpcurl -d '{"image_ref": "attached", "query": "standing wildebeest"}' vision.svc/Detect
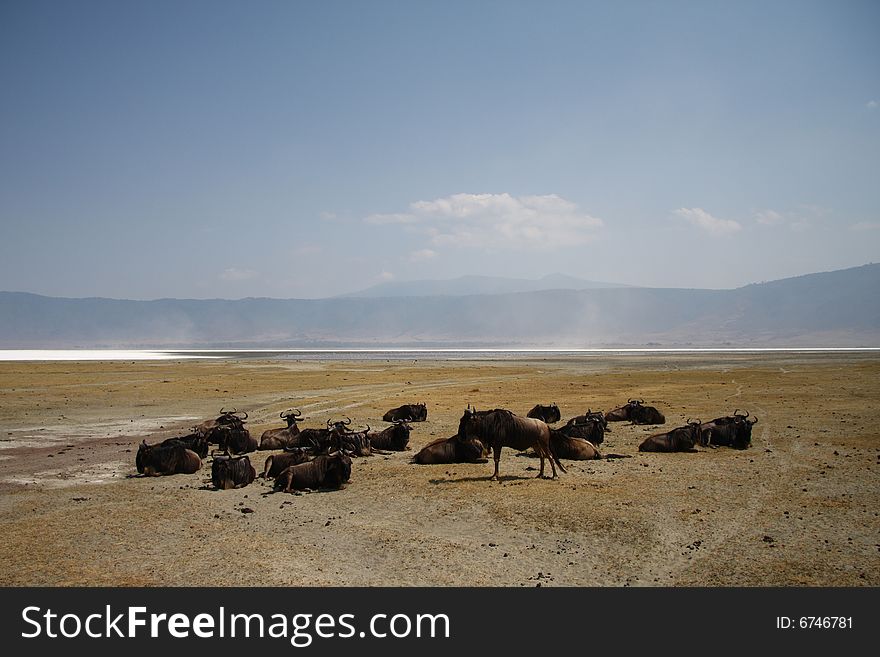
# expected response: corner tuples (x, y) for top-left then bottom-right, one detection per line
(411, 434), (487, 464)
(700, 410), (758, 449)
(136, 440), (201, 476)
(458, 407), (566, 480)
(160, 433), (209, 458)
(262, 448), (313, 479)
(548, 432), (603, 460)
(258, 409), (303, 450)
(211, 454), (257, 489)
(383, 403), (427, 422)
(557, 410), (608, 445)
(638, 420), (702, 452)
(605, 399), (666, 425)
(367, 420), (412, 451)
(274, 452), (353, 492)
(527, 403), (561, 424)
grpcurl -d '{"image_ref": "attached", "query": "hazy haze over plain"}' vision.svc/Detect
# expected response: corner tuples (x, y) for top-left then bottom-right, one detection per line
(1, 0), (878, 300)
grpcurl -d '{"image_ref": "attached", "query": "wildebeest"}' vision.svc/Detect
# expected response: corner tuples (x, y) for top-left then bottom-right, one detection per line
(638, 420), (702, 452)
(556, 410), (608, 445)
(383, 403), (427, 422)
(194, 408), (248, 439)
(274, 452), (353, 492)
(700, 410), (758, 449)
(329, 420), (373, 457)
(458, 406), (566, 480)
(212, 423), (257, 454)
(605, 399), (666, 425)
(367, 420), (412, 451)
(411, 434), (487, 464)
(526, 403), (561, 424)
(258, 409), (303, 450)
(211, 454), (257, 490)
(136, 440), (201, 476)
(549, 432), (603, 460)
(262, 448), (313, 479)
(159, 433), (209, 458)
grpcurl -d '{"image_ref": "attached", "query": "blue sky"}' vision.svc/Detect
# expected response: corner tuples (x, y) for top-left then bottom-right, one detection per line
(1, 0), (878, 299)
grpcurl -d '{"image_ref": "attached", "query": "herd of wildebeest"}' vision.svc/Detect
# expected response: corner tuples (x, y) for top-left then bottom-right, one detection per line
(134, 398), (759, 492)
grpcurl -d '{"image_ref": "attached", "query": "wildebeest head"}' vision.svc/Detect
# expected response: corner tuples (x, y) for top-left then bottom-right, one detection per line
(280, 408), (303, 428)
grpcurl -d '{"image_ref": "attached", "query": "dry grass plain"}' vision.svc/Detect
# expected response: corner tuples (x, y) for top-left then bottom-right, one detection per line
(0, 353), (876, 586)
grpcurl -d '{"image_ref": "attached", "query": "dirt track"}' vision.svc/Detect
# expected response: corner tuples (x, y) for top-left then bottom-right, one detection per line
(0, 353), (877, 586)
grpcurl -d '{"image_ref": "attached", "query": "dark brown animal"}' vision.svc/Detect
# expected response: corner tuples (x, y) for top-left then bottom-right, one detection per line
(411, 435), (487, 464)
(638, 420), (702, 452)
(274, 452), (353, 492)
(383, 403), (427, 422)
(194, 408), (248, 439)
(212, 424), (257, 454)
(458, 407), (566, 480)
(367, 420), (412, 451)
(259, 409), (303, 450)
(160, 433), (209, 458)
(135, 440), (201, 476)
(527, 403), (561, 424)
(211, 454), (257, 489)
(605, 399), (666, 425)
(557, 410), (608, 445)
(262, 449), (312, 479)
(699, 410), (758, 449)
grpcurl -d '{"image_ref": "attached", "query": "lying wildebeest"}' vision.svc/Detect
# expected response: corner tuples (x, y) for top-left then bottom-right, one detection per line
(136, 440), (201, 476)
(549, 432), (603, 460)
(411, 434), (487, 464)
(213, 423), (257, 454)
(262, 448), (313, 479)
(458, 406), (566, 480)
(160, 433), (209, 459)
(258, 409), (303, 450)
(557, 410), (608, 445)
(330, 420), (373, 457)
(526, 403), (561, 424)
(383, 403), (427, 422)
(700, 410), (758, 449)
(605, 399), (666, 425)
(274, 452), (352, 492)
(638, 420), (702, 452)
(211, 453), (257, 490)
(194, 408), (248, 439)
(367, 419), (412, 451)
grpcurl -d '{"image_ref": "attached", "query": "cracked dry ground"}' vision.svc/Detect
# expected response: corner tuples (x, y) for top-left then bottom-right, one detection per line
(0, 353), (876, 586)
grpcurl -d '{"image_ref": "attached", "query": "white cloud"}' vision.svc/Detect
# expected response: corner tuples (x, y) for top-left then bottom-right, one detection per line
(674, 207), (742, 235)
(378, 271), (394, 281)
(368, 192), (603, 250)
(319, 211), (337, 221)
(219, 267), (258, 281)
(851, 221), (880, 231)
(754, 209), (784, 225)
(408, 248), (437, 262)
(868, 100), (878, 110)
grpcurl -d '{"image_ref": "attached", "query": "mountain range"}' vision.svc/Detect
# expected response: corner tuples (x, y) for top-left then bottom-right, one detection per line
(1, 264), (878, 348)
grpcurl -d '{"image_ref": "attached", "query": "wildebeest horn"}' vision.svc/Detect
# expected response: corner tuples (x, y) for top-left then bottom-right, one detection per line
(237, 411), (248, 420)
(363, 424), (371, 433)
(750, 416), (758, 425)
(327, 418), (333, 428)
(343, 417), (352, 426)
(220, 407), (235, 415)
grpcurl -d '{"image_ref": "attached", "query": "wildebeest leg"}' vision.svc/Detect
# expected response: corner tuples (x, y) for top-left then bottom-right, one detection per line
(537, 450), (546, 478)
(491, 445), (501, 481)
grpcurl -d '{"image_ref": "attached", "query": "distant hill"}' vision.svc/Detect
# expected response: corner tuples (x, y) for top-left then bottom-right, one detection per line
(339, 273), (632, 298)
(1, 264), (878, 348)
